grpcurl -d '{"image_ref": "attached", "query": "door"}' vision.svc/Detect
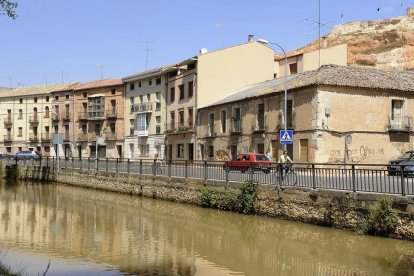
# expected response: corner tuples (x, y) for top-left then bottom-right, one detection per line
(168, 144), (173, 161)
(271, 140), (278, 162)
(188, 143), (194, 161)
(299, 139), (309, 162)
(257, 143), (264, 154)
(117, 145), (122, 158)
(78, 146), (82, 158)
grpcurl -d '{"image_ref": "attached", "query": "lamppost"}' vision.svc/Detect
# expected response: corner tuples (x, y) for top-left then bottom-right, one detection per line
(258, 39), (288, 150)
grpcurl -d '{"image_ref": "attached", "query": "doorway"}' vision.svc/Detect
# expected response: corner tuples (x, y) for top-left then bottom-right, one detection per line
(188, 143), (194, 161)
(299, 139), (309, 162)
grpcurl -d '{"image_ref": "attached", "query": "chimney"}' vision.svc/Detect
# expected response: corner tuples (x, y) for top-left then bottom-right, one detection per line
(248, 35), (254, 43)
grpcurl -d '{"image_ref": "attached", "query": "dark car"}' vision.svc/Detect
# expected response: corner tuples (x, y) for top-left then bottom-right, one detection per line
(387, 151), (414, 175)
(13, 150), (41, 161)
(223, 153), (272, 173)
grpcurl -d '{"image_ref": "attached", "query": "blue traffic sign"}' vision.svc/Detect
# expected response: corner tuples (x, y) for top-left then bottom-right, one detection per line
(279, 130), (293, 144)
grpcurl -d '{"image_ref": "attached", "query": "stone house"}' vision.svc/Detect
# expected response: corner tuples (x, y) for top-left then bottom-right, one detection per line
(197, 65), (414, 164)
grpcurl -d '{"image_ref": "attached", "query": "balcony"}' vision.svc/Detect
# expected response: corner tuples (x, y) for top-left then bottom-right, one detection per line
(52, 113), (60, 121)
(388, 115), (413, 132)
(63, 133), (70, 142)
(106, 108), (117, 119)
(167, 120), (193, 133)
(78, 112), (88, 121)
(4, 135), (12, 142)
(29, 133), (40, 142)
(41, 133), (52, 142)
(3, 116), (12, 126)
(87, 111), (105, 120)
(29, 115), (39, 125)
(130, 102), (153, 113)
(77, 133), (88, 142)
(62, 112), (71, 121)
(105, 132), (118, 141)
(137, 127), (149, 137)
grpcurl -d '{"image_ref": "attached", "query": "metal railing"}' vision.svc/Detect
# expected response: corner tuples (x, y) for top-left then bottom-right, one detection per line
(29, 115), (39, 124)
(3, 116), (13, 125)
(130, 102), (152, 113)
(388, 114), (413, 131)
(167, 120), (193, 132)
(106, 108), (117, 118)
(8, 158), (414, 196)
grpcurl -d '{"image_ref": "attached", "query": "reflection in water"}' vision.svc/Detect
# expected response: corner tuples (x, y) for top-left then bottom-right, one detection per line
(0, 181), (413, 275)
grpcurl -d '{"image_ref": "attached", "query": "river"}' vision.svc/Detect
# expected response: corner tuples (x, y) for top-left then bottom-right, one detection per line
(0, 179), (413, 275)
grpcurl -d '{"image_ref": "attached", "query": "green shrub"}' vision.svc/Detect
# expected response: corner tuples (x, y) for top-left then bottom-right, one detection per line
(199, 187), (213, 207)
(214, 192), (237, 211)
(236, 180), (258, 214)
(362, 197), (398, 236)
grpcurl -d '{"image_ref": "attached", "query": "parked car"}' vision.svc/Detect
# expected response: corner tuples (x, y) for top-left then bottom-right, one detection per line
(223, 153), (272, 173)
(0, 151), (7, 159)
(13, 150), (41, 161)
(388, 151), (414, 175)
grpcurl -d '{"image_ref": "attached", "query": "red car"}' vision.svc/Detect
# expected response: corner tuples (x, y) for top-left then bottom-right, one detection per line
(223, 153), (272, 173)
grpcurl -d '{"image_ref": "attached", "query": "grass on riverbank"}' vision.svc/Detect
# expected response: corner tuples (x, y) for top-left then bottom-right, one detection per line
(0, 262), (20, 276)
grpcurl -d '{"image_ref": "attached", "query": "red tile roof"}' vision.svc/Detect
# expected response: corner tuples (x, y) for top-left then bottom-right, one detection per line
(74, 79), (123, 91)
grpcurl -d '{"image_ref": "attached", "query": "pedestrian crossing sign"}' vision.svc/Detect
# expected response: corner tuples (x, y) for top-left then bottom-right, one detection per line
(280, 130), (293, 144)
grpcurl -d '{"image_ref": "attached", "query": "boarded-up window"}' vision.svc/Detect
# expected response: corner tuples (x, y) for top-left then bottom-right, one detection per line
(289, 63), (297, 74)
(300, 139), (308, 162)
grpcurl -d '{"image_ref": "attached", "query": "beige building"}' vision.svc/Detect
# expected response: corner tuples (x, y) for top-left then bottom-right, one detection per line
(73, 79), (125, 158)
(122, 67), (173, 159)
(0, 84), (74, 156)
(166, 40), (275, 161)
(197, 65), (414, 164)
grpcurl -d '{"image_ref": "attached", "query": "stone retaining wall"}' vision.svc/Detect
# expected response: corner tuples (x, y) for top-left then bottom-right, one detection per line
(13, 164), (414, 241)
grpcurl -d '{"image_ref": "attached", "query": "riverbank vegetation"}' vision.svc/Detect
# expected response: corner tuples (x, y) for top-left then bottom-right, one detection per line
(360, 196), (398, 237)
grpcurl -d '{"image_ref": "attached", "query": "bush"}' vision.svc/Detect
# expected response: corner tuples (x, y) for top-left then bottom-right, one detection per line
(236, 180), (258, 214)
(362, 197), (398, 236)
(214, 192), (237, 211)
(199, 187), (213, 207)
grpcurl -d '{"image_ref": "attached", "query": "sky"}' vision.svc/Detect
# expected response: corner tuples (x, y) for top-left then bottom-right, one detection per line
(0, 0), (412, 87)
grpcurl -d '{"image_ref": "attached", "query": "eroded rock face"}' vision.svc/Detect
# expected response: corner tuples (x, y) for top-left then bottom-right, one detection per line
(299, 8), (414, 71)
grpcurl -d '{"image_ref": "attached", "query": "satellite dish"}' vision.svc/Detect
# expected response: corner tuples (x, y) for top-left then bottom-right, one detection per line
(200, 48), (208, 54)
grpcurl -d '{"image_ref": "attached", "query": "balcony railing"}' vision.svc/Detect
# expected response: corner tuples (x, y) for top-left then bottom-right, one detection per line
(130, 102), (153, 113)
(79, 112), (88, 120)
(167, 120), (193, 132)
(105, 132), (118, 140)
(29, 133), (39, 142)
(106, 108), (117, 119)
(388, 115), (413, 132)
(42, 133), (52, 142)
(88, 111), (105, 120)
(3, 116), (12, 126)
(77, 133), (88, 142)
(29, 115), (39, 124)
(4, 135), (12, 142)
(62, 112), (71, 121)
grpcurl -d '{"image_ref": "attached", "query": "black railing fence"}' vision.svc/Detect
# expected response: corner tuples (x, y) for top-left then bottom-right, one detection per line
(3, 157), (414, 196)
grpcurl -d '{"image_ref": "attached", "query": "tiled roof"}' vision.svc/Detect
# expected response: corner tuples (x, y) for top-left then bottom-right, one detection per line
(74, 78), (123, 91)
(0, 83), (78, 98)
(200, 65), (414, 109)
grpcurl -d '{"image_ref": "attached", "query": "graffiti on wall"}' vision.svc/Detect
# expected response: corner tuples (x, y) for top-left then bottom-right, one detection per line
(328, 146), (385, 163)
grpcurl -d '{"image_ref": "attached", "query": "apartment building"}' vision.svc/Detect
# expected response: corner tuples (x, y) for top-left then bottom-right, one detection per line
(166, 40), (275, 161)
(73, 79), (124, 158)
(122, 67), (172, 159)
(0, 84), (74, 156)
(197, 65), (414, 164)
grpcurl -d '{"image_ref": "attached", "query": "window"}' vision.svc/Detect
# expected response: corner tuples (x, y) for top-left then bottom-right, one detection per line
(391, 99), (404, 120)
(177, 144), (185, 158)
(55, 95), (59, 100)
(45, 106), (50, 118)
(137, 113), (150, 134)
(66, 94), (69, 100)
(130, 97), (134, 104)
(146, 94), (150, 102)
(289, 63), (298, 74)
(140, 144), (149, 156)
(155, 92), (161, 111)
(188, 108), (193, 128)
(221, 110), (227, 133)
(232, 107), (241, 132)
(46, 96), (49, 102)
(130, 83), (135, 90)
(170, 112), (175, 129)
(257, 103), (265, 130)
(149, 79), (152, 86)
(54, 125), (58, 133)
(88, 96), (104, 118)
(170, 87), (175, 103)
(18, 127), (22, 137)
(156, 116), (161, 134)
(188, 81), (193, 98)
(208, 146), (214, 158)
(179, 84), (185, 100)
(95, 124), (101, 135)
(110, 123), (116, 133)
(82, 125), (87, 134)
(19, 98), (23, 104)
(83, 93), (87, 98)
(138, 81), (141, 88)
(111, 89), (116, 95)
(34, 97), (37, 103)
(156, 78), (161, 85)
(139, 95), (143, 103)
(18, 109), (23, 119)
(208, 113), (215, 136)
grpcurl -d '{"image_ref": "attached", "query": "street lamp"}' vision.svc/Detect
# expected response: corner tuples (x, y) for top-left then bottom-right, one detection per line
(257, 39), (288, 150)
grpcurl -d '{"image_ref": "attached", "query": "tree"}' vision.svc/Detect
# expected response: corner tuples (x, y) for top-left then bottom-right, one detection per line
(0, 0), (18, 19)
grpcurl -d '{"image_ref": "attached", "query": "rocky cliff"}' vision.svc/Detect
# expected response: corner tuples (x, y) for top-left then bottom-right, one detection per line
(298, 7), (414, 71)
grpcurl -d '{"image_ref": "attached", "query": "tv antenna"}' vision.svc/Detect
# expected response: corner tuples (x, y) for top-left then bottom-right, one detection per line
(140, 40), (154, 70)
(215, 22), (224, 49)
(97, 64), (104, 80)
